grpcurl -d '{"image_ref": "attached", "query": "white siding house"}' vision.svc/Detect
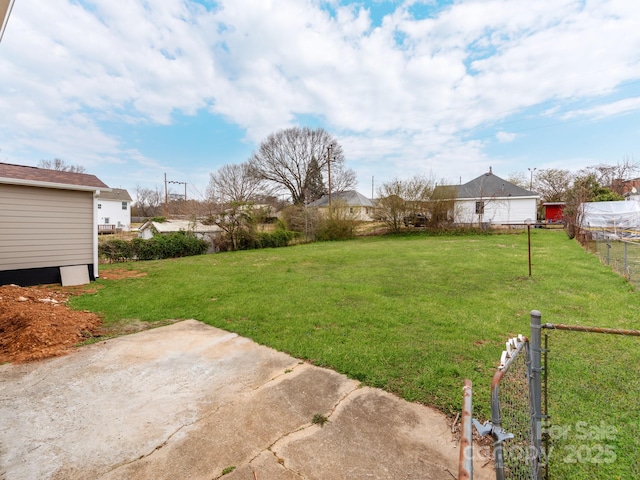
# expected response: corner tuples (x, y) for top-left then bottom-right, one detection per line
(445, 170), (539, 226)
(96, 188), (132, 232)
(0, 162), (109, 286)
(307, 190), (376, 221)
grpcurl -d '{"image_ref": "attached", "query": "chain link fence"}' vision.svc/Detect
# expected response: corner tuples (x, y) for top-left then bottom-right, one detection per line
(540, 321), (640, 479)
(472, 334), (543, 480)
(584, 231), (640, 288)
(459, 311), (639, 479)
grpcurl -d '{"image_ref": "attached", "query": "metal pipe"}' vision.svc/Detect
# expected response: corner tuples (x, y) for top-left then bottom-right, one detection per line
(542, 323), (640, 336)
(458, 379), (473, 480)
(490, 369), (506, 480)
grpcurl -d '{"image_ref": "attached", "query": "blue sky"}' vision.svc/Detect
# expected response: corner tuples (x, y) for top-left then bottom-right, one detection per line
(1, 0), (640, 201)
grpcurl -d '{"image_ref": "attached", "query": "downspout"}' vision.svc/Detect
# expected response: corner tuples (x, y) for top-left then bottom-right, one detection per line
(93, 190), (100, 280)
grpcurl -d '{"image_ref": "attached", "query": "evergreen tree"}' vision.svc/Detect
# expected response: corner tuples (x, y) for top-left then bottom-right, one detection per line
(304, 157), (327, 203)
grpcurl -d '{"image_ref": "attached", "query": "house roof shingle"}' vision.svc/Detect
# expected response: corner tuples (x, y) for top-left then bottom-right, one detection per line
(437, 171), (537, 199)
(96, 188), (132, 202)
(0, 162), (109, 191)
(307, 190), (375, 208)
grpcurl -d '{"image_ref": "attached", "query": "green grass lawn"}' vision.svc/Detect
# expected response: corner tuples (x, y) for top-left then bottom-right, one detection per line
(72, 229), (639, 479)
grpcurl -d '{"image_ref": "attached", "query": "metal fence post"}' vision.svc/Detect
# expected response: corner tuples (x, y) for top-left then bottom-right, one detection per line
(530, 310), (543, 480)
(624, 242), (628, 276)
(459, 379), (473, 480)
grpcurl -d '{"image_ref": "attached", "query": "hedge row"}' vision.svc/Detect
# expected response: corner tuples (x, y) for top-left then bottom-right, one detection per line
(215, 229), (301, 252)
(99, 232), (209, 262)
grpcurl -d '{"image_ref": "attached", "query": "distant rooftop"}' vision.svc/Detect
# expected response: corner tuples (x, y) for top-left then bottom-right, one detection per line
(307, 190), (375, 207)
(96, 188), (132, 202)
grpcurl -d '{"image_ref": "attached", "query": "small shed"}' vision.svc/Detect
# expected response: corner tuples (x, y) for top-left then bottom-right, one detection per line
(542, 202), (565, 223)
(0, 162), (109, 286)
(138, 220), (222, 249)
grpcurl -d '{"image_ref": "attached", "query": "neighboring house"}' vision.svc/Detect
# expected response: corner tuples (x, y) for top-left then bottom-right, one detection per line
(440, 169), (539, 226)
(138, 219), (222, 250)
(96, 188), (132, 233)
(0, 162), (109, 286)
(307, 190), (376, 221)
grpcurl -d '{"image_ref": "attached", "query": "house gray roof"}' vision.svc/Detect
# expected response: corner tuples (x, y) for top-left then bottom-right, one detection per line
(0, 162), (109, 191)
(307, 190), (375, 208)
(96, 188), (132, 202)
(440, 171), (537, 199)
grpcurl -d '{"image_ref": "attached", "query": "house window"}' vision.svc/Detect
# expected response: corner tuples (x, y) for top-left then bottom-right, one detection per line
(104, 217), (110, 224)
(122, 202), (127, 210)
(97, 203), (102, 209)
(475, 201), (485, 214)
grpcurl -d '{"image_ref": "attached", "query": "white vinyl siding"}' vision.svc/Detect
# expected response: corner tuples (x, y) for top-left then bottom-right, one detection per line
(455, 197), (537, 225)
(0, 184), (94, 271)
(96, 198), (131, 231)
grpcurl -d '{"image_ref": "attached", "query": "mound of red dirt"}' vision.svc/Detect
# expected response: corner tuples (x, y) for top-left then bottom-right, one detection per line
(0, 284), (102, 364)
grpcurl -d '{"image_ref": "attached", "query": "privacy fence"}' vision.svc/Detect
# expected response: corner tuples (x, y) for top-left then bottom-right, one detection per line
(458, 311), (640, 480)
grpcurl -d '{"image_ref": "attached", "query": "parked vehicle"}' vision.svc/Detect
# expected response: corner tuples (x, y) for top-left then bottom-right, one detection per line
(403, 213), (427, 227)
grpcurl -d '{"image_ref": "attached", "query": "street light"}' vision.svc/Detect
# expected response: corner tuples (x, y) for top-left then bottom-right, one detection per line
(528, 167), (537, 191)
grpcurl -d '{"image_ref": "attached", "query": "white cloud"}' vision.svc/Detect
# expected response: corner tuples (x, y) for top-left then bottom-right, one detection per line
(560, 97), (640, 120)
(1, 0), (639, 190)
(496, 131), (516, 143)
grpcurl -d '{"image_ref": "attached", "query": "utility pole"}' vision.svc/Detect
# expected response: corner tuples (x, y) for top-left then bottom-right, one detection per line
(164, 173), (168, 218)
(164, 173), (187, 218)
(327, 144), (333, 208)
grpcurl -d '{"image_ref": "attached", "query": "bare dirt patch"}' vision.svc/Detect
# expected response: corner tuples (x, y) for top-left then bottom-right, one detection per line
(0, 269), (157, 364)
(0, 284), (101, 364)
(98, 269), (147, 281)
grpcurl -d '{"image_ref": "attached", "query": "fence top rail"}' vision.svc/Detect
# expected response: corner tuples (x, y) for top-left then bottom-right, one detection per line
(542, 323), (640, 336)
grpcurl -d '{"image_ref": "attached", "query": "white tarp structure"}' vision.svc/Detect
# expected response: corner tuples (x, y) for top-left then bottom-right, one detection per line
(580, 201), (640, 237)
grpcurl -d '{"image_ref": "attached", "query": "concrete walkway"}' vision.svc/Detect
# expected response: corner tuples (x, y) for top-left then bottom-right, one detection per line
(0, 320), (493, 480)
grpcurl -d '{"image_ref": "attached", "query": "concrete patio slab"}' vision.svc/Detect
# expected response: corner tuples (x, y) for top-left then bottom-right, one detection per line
(0, 320), (493, 480)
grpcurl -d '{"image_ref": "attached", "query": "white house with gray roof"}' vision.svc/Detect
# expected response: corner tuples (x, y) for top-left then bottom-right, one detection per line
(96, 188), (132, 232)
(444, 169), (539, 226)
(307, 190), (376, 221)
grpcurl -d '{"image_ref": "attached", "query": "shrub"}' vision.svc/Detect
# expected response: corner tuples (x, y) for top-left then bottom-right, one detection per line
(99, 232), (208, 262)
(98, 239), (133, 263)
(255, 229), (299, 248)
(315, 216), (356, 241)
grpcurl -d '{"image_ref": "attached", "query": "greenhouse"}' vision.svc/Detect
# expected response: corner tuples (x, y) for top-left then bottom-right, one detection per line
(580, 200), (640, 238)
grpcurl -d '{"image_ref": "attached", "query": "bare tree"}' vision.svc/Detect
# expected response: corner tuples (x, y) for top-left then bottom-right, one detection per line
(38, 158), (86, 173)
(427, 184), (457, 226)
(248, 127), (356, 205)
(376, 175), (435, 232)
(133, 185), (163, 217)
(207, 162), (270, 204)
(206, 202), (256, 251)
(507, 171), (529, 189)
(582, 156), (640, 196)
(533, 169), (573, 203)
